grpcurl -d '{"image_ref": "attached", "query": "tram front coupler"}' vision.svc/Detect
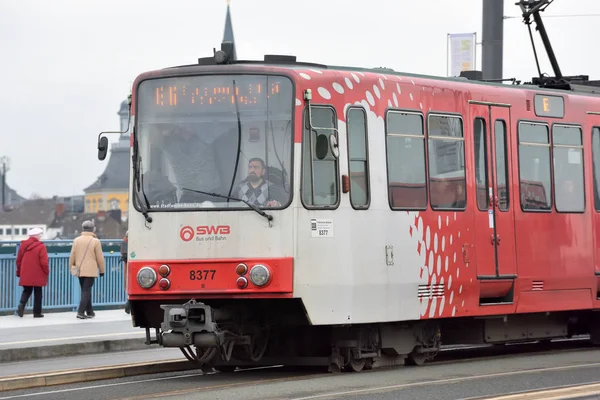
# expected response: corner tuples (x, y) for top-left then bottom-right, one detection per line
(159, 300), (253, 364)
(159, 299), (250, 348)
(159, 299), (227, 348)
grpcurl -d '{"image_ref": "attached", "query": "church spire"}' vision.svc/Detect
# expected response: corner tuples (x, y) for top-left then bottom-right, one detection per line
(223, 0), (237, 60)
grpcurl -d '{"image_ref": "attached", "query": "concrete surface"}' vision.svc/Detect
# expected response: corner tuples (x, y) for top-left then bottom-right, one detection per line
(0, 348), (184, 379)
(0, 310), (150, 362)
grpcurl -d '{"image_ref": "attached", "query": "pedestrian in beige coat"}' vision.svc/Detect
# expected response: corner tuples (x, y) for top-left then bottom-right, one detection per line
(69, 220), (105, 319)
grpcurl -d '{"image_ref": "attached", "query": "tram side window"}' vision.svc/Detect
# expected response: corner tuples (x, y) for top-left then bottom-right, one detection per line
(302, 106), (339, 207)
(552, 125), (585, 212)
(428, 114), (466, 210)
(518, 122), (552, 210)
(346, 107), (370, 208)
(473, 118), (488, 211)
(593, 128), (600, 211)
(495, 120), (510, 211)
(385, 111), (427, 209)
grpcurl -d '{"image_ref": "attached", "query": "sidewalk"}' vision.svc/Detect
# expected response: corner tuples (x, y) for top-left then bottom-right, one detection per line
(0, 309), (149, 363)
(0, 309), (189, 384)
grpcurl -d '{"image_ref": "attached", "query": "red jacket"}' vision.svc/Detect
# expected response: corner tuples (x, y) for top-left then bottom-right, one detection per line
(16, 237), (50, 287)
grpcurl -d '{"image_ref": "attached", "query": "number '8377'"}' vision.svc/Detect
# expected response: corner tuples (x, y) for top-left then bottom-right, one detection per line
(189, 270), (216, 280)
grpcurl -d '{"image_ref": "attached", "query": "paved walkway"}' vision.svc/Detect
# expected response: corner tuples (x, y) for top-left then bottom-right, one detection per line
(0, 310), (142, 350)
(0, 309), (187, 379)
(0, 347), (184, 379)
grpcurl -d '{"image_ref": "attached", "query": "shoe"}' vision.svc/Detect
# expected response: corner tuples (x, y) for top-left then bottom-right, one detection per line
(76, 313), (88, 319)
(33, 314), (44, 318)
(86, 312), (95, 318)
(17, 304), (24, 318)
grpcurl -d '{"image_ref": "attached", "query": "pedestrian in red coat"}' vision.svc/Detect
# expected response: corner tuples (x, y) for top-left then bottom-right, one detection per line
(16, 227), (50, 318)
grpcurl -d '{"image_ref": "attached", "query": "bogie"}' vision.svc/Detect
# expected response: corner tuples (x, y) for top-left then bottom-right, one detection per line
(139, 299), (600, 372)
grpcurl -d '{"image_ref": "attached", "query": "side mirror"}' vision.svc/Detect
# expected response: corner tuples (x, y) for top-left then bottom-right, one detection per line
(98, 136), (109, 161)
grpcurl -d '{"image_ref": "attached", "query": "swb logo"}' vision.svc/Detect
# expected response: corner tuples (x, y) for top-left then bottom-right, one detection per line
(180, 225), (231, 242)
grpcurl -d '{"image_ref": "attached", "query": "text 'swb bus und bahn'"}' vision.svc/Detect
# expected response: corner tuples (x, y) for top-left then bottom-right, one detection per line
(96, 2), (600, 372)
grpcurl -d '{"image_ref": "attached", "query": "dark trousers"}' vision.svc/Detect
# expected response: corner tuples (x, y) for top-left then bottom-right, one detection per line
(77, 277), (95, 315)
(19, 286), (43, 315)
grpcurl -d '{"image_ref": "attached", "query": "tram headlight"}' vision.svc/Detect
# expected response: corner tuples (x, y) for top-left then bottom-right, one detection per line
(249, 264), (270, 287)
(137, 266), (157, 289)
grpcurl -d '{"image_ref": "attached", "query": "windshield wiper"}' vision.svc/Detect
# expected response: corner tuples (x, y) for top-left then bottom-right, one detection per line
(137, 158), (153, 223)
(226, 79), (242, 204)
(181, 187), (273, 224)
(131, 128), (152, 224)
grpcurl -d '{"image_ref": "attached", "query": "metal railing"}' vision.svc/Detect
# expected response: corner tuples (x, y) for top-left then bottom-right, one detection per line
(0, 239), (125, 315)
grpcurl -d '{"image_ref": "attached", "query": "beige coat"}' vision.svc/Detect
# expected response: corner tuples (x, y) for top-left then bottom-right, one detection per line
(69, 232), (106, 278)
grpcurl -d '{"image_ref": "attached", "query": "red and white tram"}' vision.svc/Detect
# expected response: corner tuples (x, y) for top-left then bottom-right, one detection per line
(97, 11), (600, 374)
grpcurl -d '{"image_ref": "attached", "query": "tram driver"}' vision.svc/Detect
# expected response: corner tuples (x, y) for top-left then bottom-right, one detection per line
(235, 157), (285, 207)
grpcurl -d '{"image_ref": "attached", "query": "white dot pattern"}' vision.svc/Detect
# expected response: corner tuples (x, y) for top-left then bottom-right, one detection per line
(332, 82), (344, 94)
(293, 68), (469, 320)
(317, 87), (331, 99)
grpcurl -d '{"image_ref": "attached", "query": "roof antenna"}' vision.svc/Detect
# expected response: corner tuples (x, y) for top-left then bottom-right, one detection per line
(223, 0), (237, 61)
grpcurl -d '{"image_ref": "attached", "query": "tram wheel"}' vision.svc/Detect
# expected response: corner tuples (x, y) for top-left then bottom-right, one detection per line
(346, 358), (366, 372)
(405, 347), (428, 366)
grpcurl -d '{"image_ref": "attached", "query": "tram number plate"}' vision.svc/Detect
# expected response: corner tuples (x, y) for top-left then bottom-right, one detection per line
(189, 270), (216, 281)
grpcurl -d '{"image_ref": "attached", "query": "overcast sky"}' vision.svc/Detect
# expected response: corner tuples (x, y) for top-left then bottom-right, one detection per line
(0, 0), (598, 199)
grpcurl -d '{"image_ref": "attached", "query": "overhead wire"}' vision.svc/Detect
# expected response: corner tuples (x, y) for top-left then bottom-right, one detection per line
(504, 14), (600, 19)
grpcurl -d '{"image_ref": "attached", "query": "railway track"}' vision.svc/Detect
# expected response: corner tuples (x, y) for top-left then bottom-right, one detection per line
(2, 336), (598, 400)
(0, 335), (594, 393)
(202, 335), (594, 373)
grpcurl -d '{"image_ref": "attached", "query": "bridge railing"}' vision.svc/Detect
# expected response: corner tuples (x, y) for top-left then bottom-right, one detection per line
(0, 239), (126, 315)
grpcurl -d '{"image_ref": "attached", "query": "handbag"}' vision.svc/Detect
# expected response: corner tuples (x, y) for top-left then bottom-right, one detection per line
(71, 238), (93, 277)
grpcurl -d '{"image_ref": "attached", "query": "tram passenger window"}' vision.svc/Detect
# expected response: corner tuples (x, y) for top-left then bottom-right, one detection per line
(495, 120), (510, 211)
(302, 106), (339, 207)
(346, 107), (370, 208)
(518, 122), (552, 210)
(592, 128), (600, 211)
(428, 115), (466, 210)
(473, 118), (488, 211)
(385, 111), (427, 209)
(553, 125), (584, 212)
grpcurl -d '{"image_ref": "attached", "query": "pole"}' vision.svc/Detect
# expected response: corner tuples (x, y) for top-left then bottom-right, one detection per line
(1, 162), (5, 211)
(531, 10), (562, 79)
(0, 156), (10, 212)
(482, 0), (504, 80)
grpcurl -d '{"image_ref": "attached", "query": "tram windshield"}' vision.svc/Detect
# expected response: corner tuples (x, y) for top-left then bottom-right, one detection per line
(134, 74), (294, 211)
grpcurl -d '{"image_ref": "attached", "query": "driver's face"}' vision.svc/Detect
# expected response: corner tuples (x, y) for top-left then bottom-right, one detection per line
(247, 161), (264, 182)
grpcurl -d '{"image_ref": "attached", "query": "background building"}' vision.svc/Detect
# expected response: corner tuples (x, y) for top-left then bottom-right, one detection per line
(83, 99), (130, 220)
(0, 198), (61, 240)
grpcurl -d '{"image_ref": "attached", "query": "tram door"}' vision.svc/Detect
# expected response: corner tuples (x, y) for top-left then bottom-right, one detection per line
(470, 102), (518, 281)
(591, 123), (600, 281)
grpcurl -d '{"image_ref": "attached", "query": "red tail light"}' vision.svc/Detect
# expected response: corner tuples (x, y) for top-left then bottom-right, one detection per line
(158, 278), (171, 290)
(236, 263), (248, 275)
(236, 276), (248, 289)
(158, 264), (171, 277)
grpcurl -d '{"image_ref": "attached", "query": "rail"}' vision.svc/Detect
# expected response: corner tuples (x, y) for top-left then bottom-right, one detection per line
(0, 239), (125, 315)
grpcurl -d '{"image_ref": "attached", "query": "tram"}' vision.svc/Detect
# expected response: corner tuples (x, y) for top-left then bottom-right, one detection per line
(97, 0), (600, 372)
